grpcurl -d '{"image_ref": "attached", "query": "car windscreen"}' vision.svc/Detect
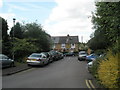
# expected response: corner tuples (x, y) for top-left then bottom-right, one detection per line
(79, 52), (86, 55)
(29, 54), (42, 58)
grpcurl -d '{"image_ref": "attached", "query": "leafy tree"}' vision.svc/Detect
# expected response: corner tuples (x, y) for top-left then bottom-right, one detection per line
(79, 42), (88, 51)
(12, 38), (38, 62)
(93, 2), (120, 43)
(0, 17), (12, 56)
(0, 17), (9, 41)
(88, 2), (120, 51)
(10, 22), (23, 39)
(23, 22), (52, 52)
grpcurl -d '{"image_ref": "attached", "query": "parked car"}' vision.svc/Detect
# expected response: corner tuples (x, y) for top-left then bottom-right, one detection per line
(64, 52), (75, 56)
(57, 52), (64, 59)
(42, 52), (51, 63)
(26, 53), (49, 66)
(86, 61), (93, 73)
(86, 54), (99, 62)
(0, 54), (15, 68)
(78, 51), (87, 61)
(49, 50), (60, 61)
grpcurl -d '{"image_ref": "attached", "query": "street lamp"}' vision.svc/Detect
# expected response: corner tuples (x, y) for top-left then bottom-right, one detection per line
(13, 18), (16, 25)
(12, 18), (16, 60)
(13, 18), (16, 38)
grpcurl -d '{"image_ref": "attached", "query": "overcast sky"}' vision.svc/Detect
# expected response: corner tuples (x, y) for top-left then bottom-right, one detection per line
(0, 0), (97, 42)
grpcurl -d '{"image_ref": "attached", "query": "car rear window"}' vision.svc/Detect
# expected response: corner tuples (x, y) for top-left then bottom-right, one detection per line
(79, 52), (86, 54)
(29, 54), (42, 58)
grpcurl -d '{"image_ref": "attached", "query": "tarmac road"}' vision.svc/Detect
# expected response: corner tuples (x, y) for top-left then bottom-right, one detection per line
(2, 57), (98, 88)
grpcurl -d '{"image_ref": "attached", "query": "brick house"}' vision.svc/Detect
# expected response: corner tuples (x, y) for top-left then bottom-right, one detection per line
(51, 35), (79, 52)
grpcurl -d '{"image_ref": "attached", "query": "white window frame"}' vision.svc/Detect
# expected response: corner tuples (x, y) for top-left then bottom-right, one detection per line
(53, 44), (56, 49)
(61, 44), (66, 49)
(71, 44), (75, 48)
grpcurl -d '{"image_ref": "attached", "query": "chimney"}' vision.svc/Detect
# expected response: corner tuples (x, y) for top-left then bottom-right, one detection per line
(67, 34), (70, 37)
(66, 34), (70, 43)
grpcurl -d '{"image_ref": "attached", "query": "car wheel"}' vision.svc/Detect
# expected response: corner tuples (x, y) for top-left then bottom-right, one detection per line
(27, 64), (31, 66)
(43, 62), (45, 66)
(78, 58), (82, 61)
(46, 60), (49, 65)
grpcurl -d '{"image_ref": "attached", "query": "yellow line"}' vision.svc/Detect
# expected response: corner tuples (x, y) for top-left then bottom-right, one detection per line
(88, 80), (96, 90)
(85, 80), (91, 90)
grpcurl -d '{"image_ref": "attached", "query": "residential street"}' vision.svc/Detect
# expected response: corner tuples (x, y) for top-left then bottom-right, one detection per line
(2, 57), (99, 88)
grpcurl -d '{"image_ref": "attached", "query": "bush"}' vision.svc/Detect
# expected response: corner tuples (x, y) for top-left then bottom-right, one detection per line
(98, 51), (119, 88)
(12, 38), (38, 62)
(94, 49), (106, 56)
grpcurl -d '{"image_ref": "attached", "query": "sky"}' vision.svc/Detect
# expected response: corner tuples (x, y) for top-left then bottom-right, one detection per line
(0, 0), (97, 42)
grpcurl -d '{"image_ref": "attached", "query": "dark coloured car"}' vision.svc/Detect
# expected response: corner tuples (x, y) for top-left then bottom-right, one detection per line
(0, 54), (15, 68)
(57, 52), (64, 59)
(64, 52), (75, 56)
(49, 50), (59, 61)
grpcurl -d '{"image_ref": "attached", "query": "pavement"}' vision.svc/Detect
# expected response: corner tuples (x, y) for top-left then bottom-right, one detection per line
(2, 63), (31, 76)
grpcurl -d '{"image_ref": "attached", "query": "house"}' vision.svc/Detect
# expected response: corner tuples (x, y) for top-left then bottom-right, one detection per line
(51, 35), (79, 52)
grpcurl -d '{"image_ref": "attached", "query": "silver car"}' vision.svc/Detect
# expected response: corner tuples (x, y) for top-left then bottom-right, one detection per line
(27, 53), (49, 66)
(78, 51), (87, 61)
(0, 54), (15, 68)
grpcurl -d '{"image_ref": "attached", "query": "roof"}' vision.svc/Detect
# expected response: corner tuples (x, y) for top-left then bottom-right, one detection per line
(51, 36), (79, 44)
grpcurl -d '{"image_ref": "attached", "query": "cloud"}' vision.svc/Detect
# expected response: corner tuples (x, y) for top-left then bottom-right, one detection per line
(0, 13), (28, 29)
(43, 0), (95, 42)
(0, 0), (3, 8)
(7, 4), (30, 11)
(4, 0), (55, 3)
(23, 3), (51, 11)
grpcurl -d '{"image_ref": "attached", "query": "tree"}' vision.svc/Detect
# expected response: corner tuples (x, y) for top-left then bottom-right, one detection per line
(88, 2), (120, 51)
(0, 17), (9, 41)
(11, 38), (38, 62)
(10, 22), (23, 39)
(0, 17), (12, 56)
(23, 22), (52, 52)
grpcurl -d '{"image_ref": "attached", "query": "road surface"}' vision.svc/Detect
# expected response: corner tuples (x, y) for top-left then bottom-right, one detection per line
(3, 57), (98, 88)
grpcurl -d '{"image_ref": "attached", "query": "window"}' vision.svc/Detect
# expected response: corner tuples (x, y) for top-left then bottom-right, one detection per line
(71, 44), (75, 48)
(53, 44), (56, 49)
(29, 54), (42, 58)
(61, 44), (66, 48)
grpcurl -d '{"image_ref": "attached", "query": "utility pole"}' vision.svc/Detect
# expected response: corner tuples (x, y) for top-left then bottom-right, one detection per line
(12, 18), (16, 60)
(81, 36), (83, 43)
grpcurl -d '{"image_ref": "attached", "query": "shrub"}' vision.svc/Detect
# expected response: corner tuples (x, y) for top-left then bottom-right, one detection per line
(12, 38), (38, 62)
(98, 51), (119, 88)
(94, 49), (106, 56)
